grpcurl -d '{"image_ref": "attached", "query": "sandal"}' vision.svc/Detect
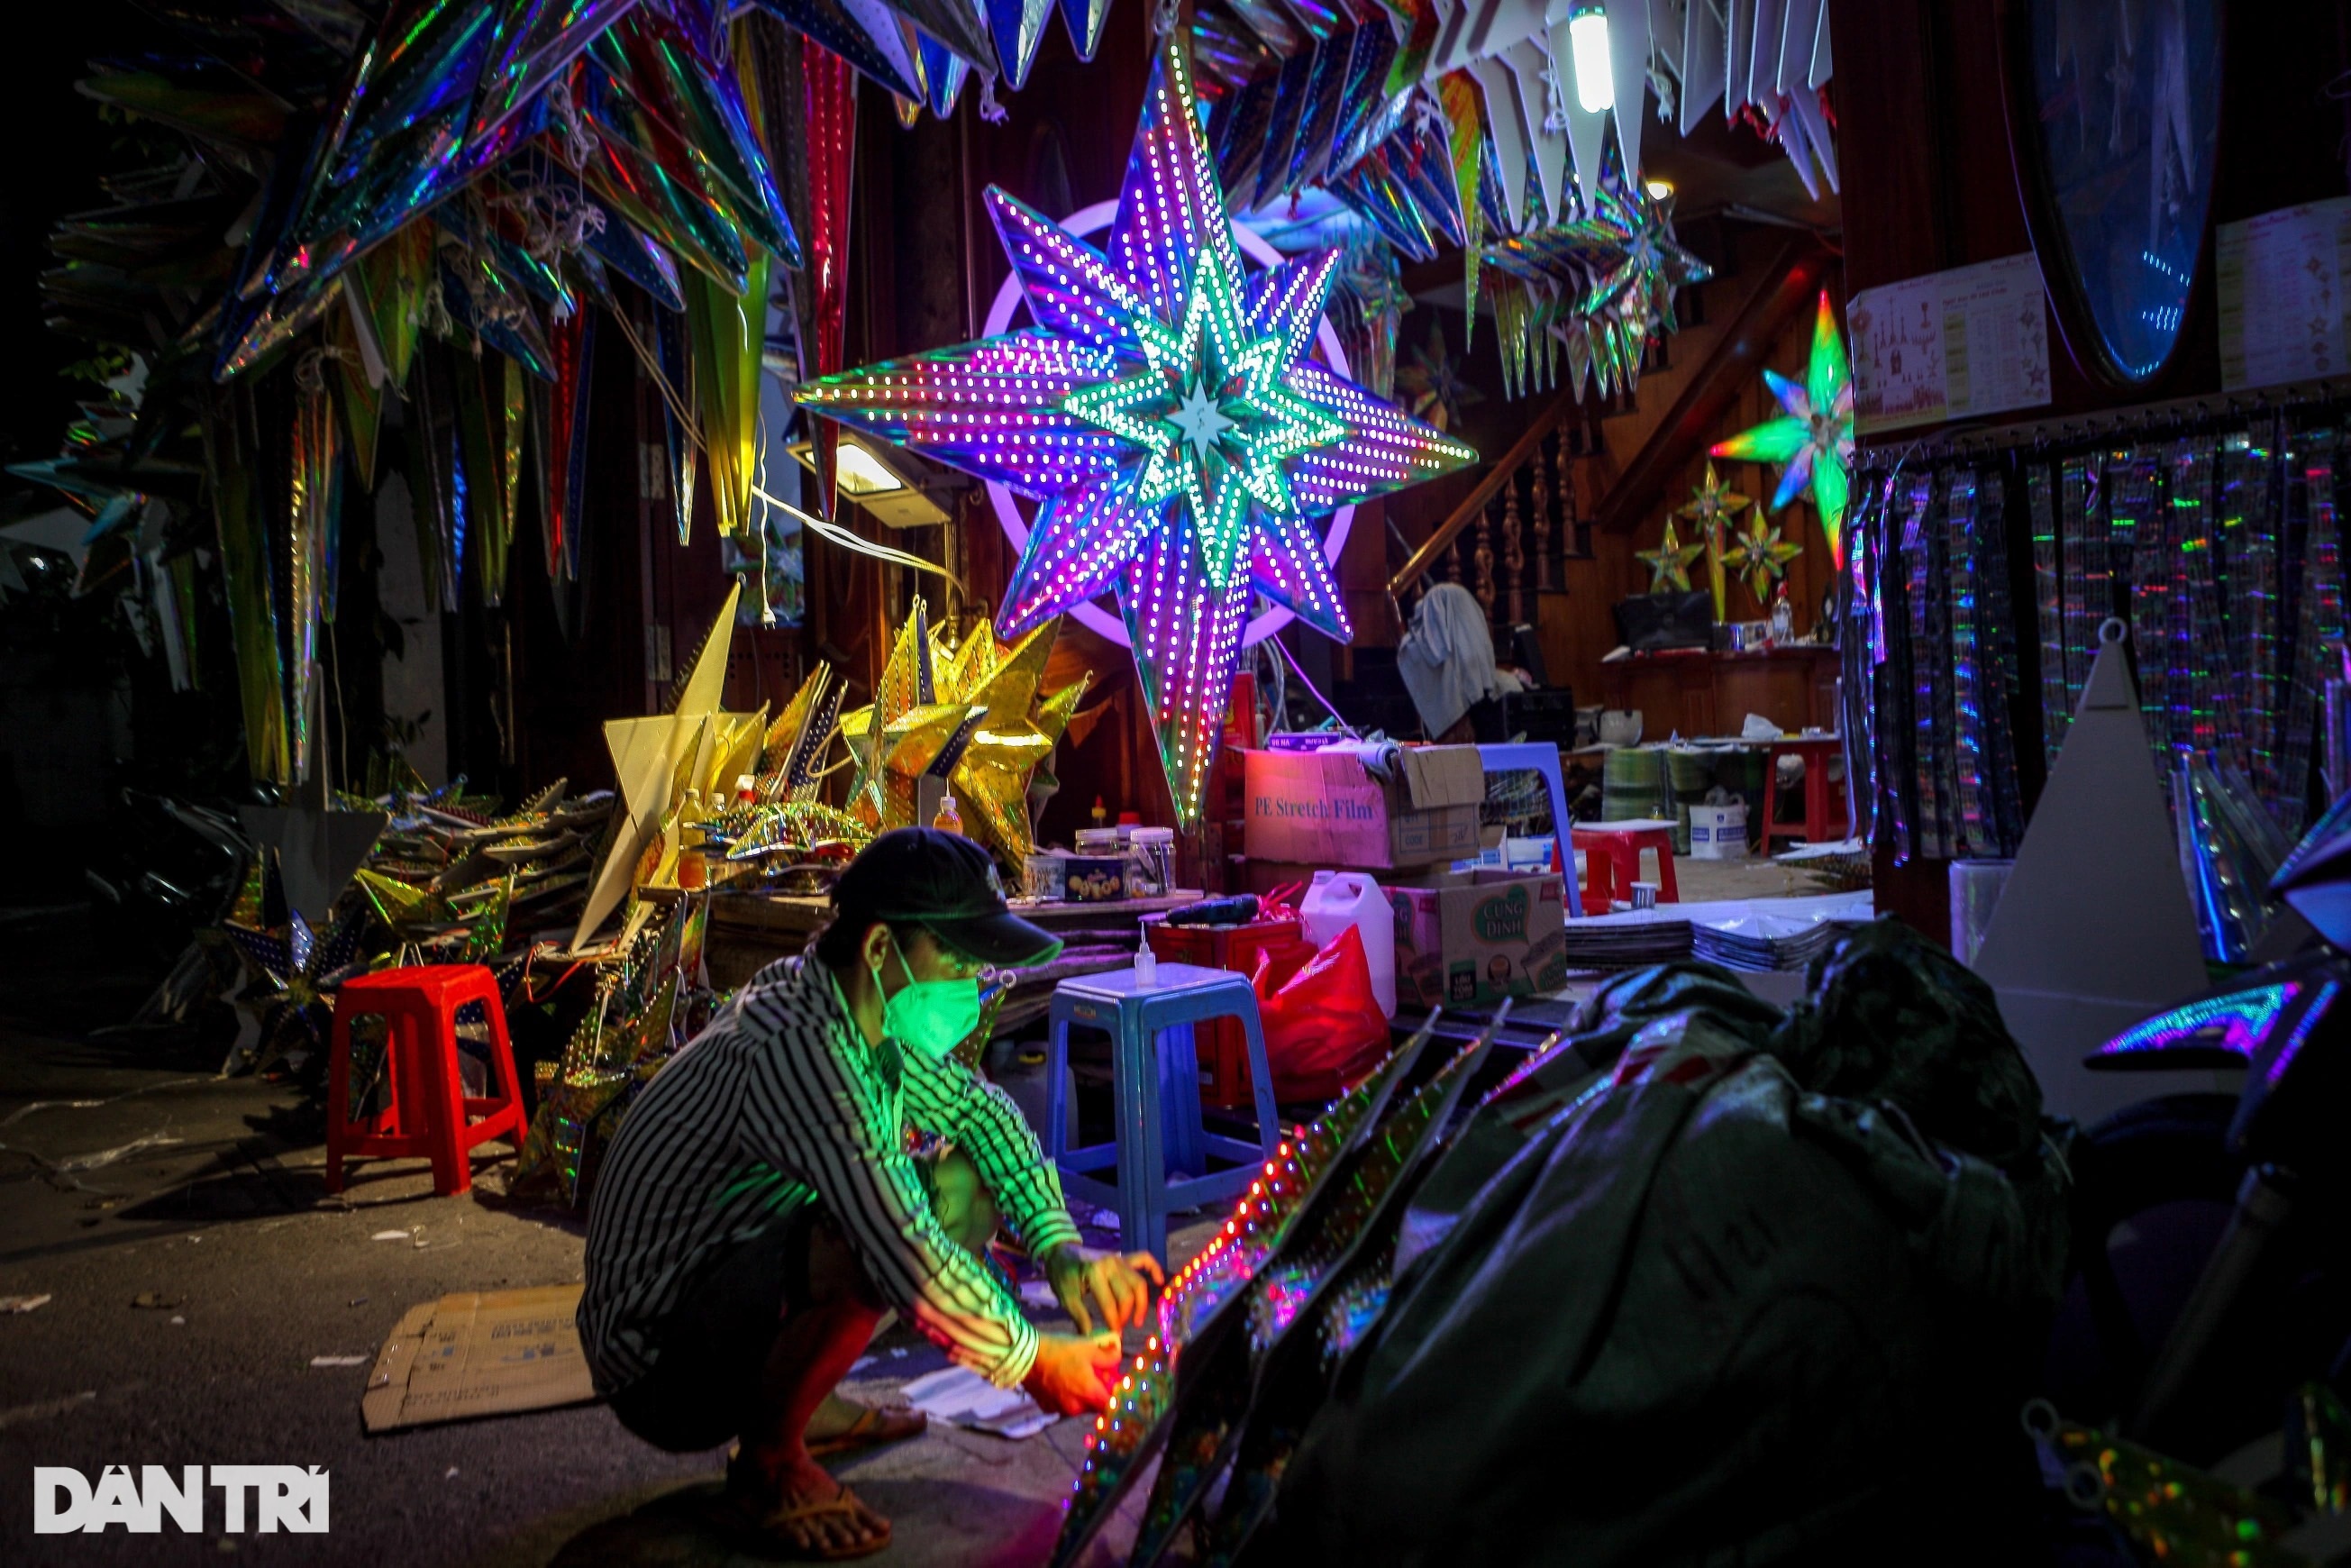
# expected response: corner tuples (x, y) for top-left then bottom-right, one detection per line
(807, 1401), (927, 1459)
(715, 1473), (892, 1562)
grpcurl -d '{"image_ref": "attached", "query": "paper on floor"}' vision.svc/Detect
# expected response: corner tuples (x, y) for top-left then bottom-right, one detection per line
(898, 1365), (1055, 1440)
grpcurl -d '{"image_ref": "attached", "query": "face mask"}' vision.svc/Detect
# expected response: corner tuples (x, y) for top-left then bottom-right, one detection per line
(870, 931), (982, 1061)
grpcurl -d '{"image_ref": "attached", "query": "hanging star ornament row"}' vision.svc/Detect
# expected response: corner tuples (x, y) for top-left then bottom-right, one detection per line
(795, 36), (1474, 827)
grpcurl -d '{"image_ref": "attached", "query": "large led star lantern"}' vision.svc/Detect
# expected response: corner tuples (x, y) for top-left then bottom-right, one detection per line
(796, 39), (1474, 827)
(1712, 291), (1856, 568)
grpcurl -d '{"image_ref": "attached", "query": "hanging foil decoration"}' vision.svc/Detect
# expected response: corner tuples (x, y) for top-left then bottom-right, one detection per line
(1839, 471), (1896, 849)
(650, 301), (697, 543)
(2174, 752), (2294, 962)
(802, 41), (857, 520)
(2028, 462), (2069, 766)
(1902, 472), (1949, 861)
(287, 361), (341, 784)
(1327, 241), (1407, 402)
(1972, 463), (2028, 852)
(685, 245), (770, 539)
(1945, 468), (1991, 855)
(2058, 453), (2101, 725)
(2171, 438), (2228, 763)
(541, 305), (597, 581)
(2223, 425), (2284, 813)
(2284, 428), (2345, 836)
(205, 394), (289, 785)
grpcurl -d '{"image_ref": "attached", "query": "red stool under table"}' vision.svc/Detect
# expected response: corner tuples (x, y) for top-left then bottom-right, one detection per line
(1761, 735), (1851, 847)
(1571, 823), (1681, 908)
(326, 964), (526, 1197)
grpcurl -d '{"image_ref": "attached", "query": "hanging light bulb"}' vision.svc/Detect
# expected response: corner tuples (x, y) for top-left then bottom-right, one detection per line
(1569, 3), (1614, 114)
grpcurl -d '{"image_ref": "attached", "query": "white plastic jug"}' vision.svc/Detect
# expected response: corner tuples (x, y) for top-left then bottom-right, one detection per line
(1300, 871), (1396, 1017)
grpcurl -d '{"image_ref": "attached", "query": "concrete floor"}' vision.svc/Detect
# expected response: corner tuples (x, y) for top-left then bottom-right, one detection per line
(0, 906), (1198, 1568)
(1, 861), (1846, 1564)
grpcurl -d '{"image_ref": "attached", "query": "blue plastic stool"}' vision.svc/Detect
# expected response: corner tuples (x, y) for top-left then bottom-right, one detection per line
(1478, 741), (1583, 916)
(1044, 962), (1281, 1263)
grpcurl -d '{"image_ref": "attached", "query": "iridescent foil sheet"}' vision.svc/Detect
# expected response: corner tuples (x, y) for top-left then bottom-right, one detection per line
(1195, 6), (1279, 92)
(1945, 468), (1990, 854)
(2283, 428), (2345, 837)
(1211, 74), (1278, 205)
(1250, 50), (1316, 210)
(2224, 425), (2284, 812)
(1973, 465), (2028, 852)
(2108, 444), (2172, 792)
(2058, 454), (2100, 717)
(1281, 32), (1356, 196)
(1903, 473), (1950, 860)
(2174, 752), (2294, 962)
(2029, 462), (2069, 765)
(2170, 437), (2227, 763)
(1838, 472), (1891, 850)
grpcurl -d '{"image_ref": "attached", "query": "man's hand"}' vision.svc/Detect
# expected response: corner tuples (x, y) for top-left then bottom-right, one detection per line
(1044, 1243), (1166, 1336)
(1023, 1331), (1124, 1415)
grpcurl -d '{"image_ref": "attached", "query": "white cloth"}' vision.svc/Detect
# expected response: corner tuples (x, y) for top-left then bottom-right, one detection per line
(1397, 582), (1505, 738)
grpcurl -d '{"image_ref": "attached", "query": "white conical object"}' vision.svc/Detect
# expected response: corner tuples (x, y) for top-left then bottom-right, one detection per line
(1679, 0), (1727, 133)
(1603, 0), (1653, 180)
(1973, 621), (2229, 1119)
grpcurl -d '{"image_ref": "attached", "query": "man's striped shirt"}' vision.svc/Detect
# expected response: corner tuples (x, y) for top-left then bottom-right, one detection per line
(580, 953), (1080, 1392)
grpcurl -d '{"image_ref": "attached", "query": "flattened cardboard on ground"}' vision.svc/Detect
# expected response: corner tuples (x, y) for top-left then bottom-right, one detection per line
(363, 1284), (595, 1434)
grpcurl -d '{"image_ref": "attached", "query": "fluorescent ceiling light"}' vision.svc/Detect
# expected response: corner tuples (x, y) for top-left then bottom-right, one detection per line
(1569, 4), (1613, 114)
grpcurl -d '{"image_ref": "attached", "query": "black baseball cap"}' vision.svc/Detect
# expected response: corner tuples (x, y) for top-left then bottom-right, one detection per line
(833, 827), (1063, 967)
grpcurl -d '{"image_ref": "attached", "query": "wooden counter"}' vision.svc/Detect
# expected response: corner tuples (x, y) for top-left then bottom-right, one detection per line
(1596, 644), (1840, 739)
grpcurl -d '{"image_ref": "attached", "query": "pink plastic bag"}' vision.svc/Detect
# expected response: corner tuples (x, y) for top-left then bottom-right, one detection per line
(1253, 924), (1390, 1104)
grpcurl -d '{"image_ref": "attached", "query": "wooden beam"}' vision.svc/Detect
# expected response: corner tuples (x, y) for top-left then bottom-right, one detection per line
(1386, 395), (1578, 600)
(1592, 237), (1830, 533)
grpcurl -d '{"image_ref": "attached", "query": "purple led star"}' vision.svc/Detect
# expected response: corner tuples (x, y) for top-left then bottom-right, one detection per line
(795, 37), (1474, 826)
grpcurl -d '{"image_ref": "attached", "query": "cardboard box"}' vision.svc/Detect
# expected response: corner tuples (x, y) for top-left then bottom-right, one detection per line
(1242, 745), (1487, 869)
(1385, 870), (1569, 1007)
(361, 1285), (597, 1433)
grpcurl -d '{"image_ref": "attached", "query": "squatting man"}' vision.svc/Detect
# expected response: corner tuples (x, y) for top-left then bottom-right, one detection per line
(582, 827), (1162, 1557)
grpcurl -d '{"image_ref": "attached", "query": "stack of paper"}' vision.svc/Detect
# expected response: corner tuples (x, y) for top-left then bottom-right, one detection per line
(1562, 892), (1872, 973)
(1690, 907), (1859, 971)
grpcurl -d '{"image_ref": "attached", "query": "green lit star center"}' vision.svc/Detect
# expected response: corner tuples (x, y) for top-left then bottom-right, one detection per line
(1058, 246), (1344, 588)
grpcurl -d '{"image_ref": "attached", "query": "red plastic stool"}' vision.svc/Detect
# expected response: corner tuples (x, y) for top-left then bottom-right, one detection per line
(1571, 824), (1681, 907)
(1761, 735), (1851, 846)
(326, 964), (526, 1197)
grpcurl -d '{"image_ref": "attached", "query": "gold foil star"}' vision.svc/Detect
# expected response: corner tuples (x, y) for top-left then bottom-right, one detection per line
(1724, 515), (1805, 603)
(838, 605), (1087, 861)
(1636, 519), (1706, 594)
(1679, 461), (1753, 621)
(936, 622), (1089, 864)
(841, 597), (971, 831)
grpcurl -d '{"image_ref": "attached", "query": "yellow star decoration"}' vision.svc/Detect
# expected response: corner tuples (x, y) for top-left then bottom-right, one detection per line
(1724, 515), (1805, 603)
(839, 601), (1087, 864)
(1679, 461), (1753, 621)
(1636, 518), (1707, 594)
